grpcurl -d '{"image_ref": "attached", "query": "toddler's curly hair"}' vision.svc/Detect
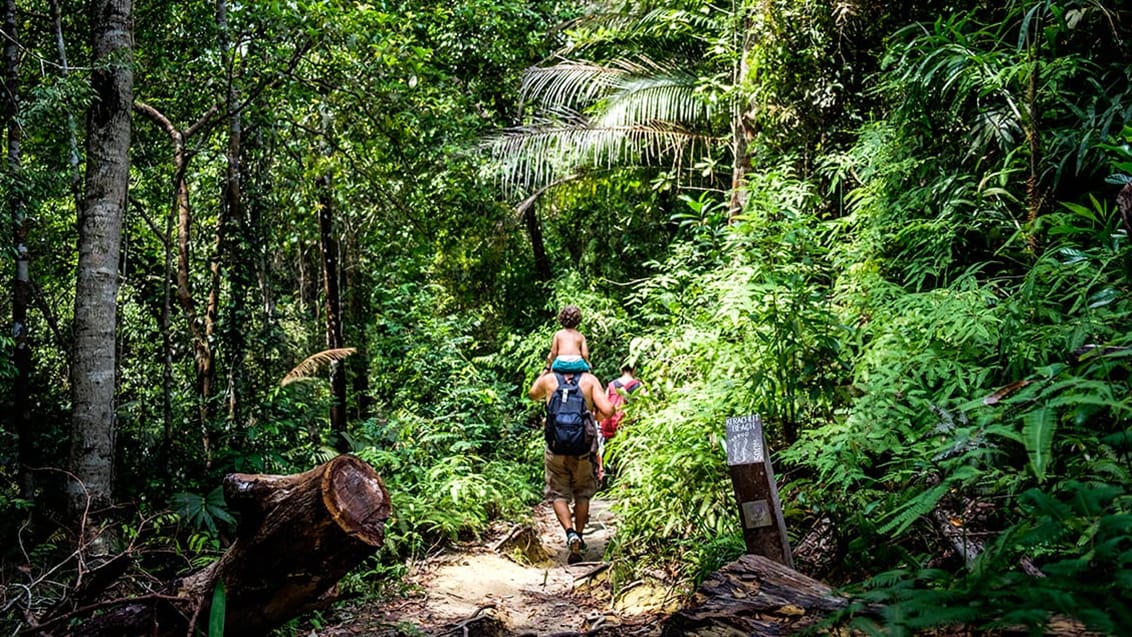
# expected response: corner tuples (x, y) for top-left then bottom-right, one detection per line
(557, 305), (582, 328)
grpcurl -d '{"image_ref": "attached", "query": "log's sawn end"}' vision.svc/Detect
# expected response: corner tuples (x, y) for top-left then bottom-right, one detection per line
(321, 454), (392, 547)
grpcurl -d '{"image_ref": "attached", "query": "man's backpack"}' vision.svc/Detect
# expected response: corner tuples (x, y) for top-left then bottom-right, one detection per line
(599, 378), (642, 440)
(545, 373), (595, 456)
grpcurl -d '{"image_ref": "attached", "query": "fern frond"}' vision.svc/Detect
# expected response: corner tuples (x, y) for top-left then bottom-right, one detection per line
(877, 481), (951, 536)
(878, 466), (981, 536)
(280, 347), (357, 386)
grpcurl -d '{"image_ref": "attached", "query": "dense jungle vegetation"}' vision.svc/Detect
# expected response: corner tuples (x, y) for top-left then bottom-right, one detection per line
(3, 0), (1132, 634)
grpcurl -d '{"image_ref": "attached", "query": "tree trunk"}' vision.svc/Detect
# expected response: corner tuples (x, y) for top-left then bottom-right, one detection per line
(46, 455), (392, 637)
(727, 0), (754, 222)
(218, 5), (245, 427)
(520, 198), (552, 282)
(49, 0), (83, 211)
(317, 174), (348, 443)
(316, 97), (348, 444)
(5, 0), (34, 501)
(183, 454), (391, 633)
(68, 0), (133, 519)
(344, 241), (371, 420)
(191, 0), (240, 464)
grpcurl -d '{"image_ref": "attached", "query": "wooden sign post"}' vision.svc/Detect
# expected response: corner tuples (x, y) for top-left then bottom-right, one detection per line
(725, 414), (792, 567)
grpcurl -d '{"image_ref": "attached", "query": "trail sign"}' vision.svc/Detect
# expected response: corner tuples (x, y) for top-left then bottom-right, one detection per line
(725, 414), (792, 567)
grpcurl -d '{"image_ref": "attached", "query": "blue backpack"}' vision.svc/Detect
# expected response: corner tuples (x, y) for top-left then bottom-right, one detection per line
(545, 373), (594, 456)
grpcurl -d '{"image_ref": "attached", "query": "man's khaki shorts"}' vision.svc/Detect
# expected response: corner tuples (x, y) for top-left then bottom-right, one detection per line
(544, 447), (597, 502)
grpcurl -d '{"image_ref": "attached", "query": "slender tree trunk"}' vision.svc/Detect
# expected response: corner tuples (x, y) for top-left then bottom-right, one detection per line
(5, 0), (34, 501)
(160, 181), (174, 478)
(50, 0), (82, 211)
(521, 202), (551, 282)
(316, 103), (347, 445)
(133, 104), (188, 470)
(225, 182), (251, 432)
(193, 0), (240, 466)
(223, 47), (255, 432)
(344, 240), (370, 420)
(317, 173), (347, 444)
(728, 0), (754, 221)
(69, 0), (133, 519)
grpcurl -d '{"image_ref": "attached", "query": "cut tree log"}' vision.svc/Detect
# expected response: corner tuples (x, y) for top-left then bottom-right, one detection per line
(662, 554), (852, 636)
(41, 454), (391, 637)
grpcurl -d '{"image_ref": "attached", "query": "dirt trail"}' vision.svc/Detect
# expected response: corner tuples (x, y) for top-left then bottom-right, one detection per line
(317, 498), (680, 636)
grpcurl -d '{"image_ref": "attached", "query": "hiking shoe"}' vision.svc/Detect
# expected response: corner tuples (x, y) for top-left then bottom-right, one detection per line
(567, 533), (584, 564)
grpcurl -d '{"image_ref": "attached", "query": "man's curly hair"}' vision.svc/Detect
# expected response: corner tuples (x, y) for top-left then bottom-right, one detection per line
(557, 305), (582, 328)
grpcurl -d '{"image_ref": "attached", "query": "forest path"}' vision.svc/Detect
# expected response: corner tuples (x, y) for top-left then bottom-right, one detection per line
(318, 497), (680, 636)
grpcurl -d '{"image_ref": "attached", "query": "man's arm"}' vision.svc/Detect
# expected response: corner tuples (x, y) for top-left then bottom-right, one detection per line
(585, 374), (614, 421)
(529, 372), (554, 401)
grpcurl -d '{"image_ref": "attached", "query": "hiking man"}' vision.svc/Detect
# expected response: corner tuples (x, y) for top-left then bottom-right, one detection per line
(529, 369), (613, 564)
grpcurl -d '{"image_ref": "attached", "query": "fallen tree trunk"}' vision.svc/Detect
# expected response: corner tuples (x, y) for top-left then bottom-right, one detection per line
(662, 554), (851, 636)
(44, 454), (391, 637)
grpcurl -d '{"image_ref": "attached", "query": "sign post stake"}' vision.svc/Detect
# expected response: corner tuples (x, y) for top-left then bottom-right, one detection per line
(725, 414), (792, 567)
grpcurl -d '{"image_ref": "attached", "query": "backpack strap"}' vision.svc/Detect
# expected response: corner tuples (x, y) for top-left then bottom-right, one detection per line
(553, 372), (570, 403)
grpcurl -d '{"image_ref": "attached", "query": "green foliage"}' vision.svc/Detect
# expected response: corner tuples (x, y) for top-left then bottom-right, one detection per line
(171, 487), (237, 537)
(839, 480), (1132, 635)
(824, 0), (1132, 295)
(792, 117), (1132, 631)
(5, 1), (1132, 634)
(483, 0), (726, 200)
(209, 580), (227, 637)
(352, 283), (544, 557)
(607, 167), (841, 580)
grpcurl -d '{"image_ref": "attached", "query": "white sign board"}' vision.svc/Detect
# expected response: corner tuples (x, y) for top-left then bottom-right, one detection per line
(725, 414), (764, 466)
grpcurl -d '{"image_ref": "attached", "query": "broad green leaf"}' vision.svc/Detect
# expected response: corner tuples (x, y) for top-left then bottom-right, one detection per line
(209, 580), (226, 637)
(1023, 407), (1056, 482)
(1087, 288), (1118, 309)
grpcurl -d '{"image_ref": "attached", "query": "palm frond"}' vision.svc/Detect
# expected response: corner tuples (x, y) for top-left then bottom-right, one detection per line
(521, 62), (625, 110)
(280, 347), (357, 386)
(486, 121), (719, 198)
(487, 58), (718, 199)
(597, 72), (709, 129)
(520, 57), (704, 119)
(560, 6), (719, 59)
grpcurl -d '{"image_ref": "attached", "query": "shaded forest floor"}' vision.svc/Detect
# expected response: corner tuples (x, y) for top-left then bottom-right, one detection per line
(315, 498), (681, 636)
